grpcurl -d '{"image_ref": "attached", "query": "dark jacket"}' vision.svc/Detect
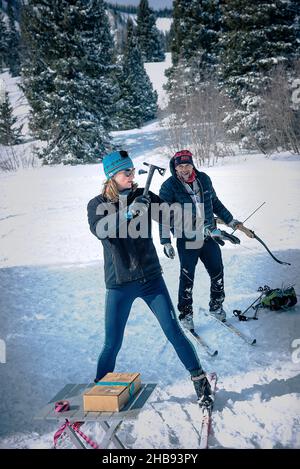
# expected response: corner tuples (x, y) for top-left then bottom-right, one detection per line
(87, 188), (162, 288)
(159, 158), (233, 243)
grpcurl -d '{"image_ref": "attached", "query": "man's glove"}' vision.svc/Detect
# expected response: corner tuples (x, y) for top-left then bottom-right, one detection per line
(228, 218), (243, 230)
(205, 227), (240, 245)
(126, 195), (151, 219)
(163, 243), (176, 259)
(220, 230), (240, 244)
(204, 226), (225, 245)
(204, 226), (222, 238)
(204, 225), (213, 238)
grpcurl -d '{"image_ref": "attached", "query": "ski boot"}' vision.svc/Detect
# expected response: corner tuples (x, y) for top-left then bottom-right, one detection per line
(178, 305), (194, 331)
(209, 299), (226, 322)
(191, 369), (214, 408)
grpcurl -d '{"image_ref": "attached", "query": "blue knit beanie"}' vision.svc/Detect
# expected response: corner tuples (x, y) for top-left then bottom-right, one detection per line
(102, 150), (134, 179)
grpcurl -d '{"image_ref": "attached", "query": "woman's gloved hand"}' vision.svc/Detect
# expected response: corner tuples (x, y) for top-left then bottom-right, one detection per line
(127, 195), (151, 219)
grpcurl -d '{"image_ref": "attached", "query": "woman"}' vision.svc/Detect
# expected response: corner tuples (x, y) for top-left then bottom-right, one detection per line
(87, 150), (213, 408)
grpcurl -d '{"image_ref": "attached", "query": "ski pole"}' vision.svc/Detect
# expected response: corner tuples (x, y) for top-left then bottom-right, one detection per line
(233, 286), (270, 321)
(233, 293), (264, 321)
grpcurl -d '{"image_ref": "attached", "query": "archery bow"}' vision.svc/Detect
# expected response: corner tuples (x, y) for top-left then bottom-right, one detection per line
(217, 202), (291, 266)
(238, 225), (291, 266)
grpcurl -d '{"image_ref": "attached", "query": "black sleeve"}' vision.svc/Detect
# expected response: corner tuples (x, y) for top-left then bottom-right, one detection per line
(87, 197), (129, 240)
(159, 180), (175, 205)
(152, 186), (174, 245)
(148, 190), (165, 204)
(87, 198), (102, 239)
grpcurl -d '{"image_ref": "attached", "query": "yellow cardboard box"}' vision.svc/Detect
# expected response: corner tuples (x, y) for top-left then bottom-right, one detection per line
(83, 372), (141, 412)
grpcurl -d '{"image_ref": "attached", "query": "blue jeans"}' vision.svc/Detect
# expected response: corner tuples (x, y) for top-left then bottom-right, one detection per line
(95, 275), (201, 381)
(176, 237), (225, 311)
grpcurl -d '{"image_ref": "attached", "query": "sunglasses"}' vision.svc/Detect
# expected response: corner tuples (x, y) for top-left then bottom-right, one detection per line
(121, 168), (135, 177)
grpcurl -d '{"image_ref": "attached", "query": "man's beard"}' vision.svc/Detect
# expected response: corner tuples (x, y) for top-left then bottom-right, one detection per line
(178, 169), (196, 183)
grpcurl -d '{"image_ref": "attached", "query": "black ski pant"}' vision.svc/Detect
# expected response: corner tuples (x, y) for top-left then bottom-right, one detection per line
(176, 237), (225, 313)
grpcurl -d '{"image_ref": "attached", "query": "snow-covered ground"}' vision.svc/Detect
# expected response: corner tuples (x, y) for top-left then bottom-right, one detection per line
(0, 55), (300, 449)
(145, 52), (172, 109)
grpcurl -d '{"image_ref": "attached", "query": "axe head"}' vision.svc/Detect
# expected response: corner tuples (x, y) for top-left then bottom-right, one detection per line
(143, 162), (166, 176)
(141, 162), (166, 196)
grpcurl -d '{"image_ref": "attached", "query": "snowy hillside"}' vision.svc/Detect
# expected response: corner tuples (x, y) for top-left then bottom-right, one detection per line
(117, 12), (172, 33)
(0, 71), (28, 135)
(0, 55), (300, 450)
(107, 7), (172, 52)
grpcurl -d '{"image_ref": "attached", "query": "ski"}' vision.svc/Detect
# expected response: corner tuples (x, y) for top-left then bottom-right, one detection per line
(203, 309), (256, 345)
(187, 329), (218, 357)
(199, 372), (217, 449)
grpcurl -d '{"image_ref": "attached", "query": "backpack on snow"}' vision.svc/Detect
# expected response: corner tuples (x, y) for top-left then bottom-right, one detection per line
(260, 286), (297, 311)
(233, 285), (298, 321)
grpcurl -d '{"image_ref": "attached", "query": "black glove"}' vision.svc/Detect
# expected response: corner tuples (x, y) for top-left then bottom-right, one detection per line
(219, 230), (240, 244)
(205, 227), (240, 245)
(205, 227), (222, 239)
(127, 195), (151, 219)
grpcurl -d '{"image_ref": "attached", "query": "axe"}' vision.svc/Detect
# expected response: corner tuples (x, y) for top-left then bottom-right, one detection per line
(138, 162), (166, 196)
(126, 162), (166, 219)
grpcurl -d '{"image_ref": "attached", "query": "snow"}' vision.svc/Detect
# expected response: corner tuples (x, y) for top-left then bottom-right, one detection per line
(0, 71), (29, 136)
(155, 17), (172, 34)
(1, 56), (300, 450)
(144, 52), (172, 109)
(113, 13), (172, 34)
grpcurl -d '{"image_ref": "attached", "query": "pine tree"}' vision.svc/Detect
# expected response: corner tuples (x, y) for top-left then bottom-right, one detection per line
(116, 18), (157, 129)
(6, 0), (21, 76)
(166, 0), (222, 107)
(136, 0), (165, 62)
(0, 10), (7, 72)
(13, 0), (22, 21)
(21, 0), (118, 165)
(110, 8), (127, 54)
(171, 0), (221, 69)
(219, 0), (300, 151)
(0, 91), (23, 144)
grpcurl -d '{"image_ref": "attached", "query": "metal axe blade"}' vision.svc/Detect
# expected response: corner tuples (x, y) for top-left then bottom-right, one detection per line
(142, 163), (166, 196)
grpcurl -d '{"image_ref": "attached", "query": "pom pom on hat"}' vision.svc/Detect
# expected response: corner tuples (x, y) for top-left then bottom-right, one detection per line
(102, 150), (134, 179)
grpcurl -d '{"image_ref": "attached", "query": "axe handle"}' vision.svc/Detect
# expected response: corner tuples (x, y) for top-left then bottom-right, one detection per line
(143, 166), (156, 196)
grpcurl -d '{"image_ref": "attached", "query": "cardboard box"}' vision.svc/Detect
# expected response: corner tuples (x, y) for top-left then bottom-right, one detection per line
(83, 372), (141, 412)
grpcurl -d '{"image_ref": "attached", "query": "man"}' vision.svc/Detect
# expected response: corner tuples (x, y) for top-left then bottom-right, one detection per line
(159, 149), (243, 331)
